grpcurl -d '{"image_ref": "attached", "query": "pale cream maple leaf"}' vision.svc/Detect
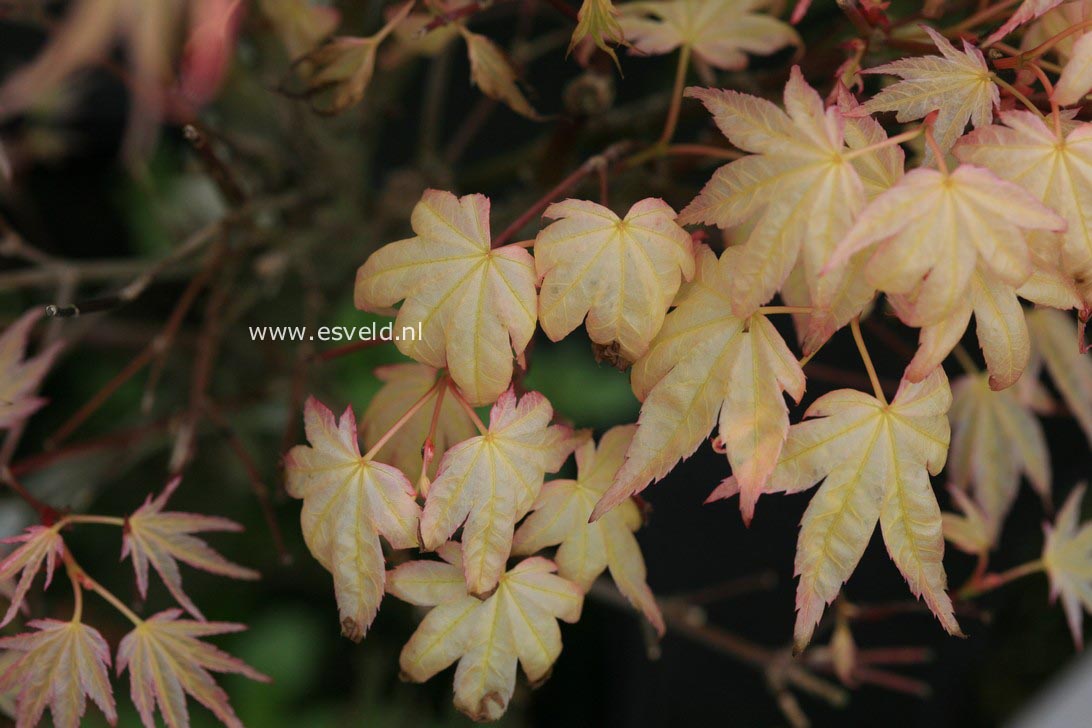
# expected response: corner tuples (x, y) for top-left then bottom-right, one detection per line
(942, 488), (994, 556)
(1027, 308), (1092, 447)
(388, 545), (583, 722)
(1055, 32), (1092, 106)
(419, 389), (573, 596)
(534, 197), (695, 364)
(947, 373), (1050, 539)
(361, 364), (477, 481)
(0, 310), (62, 431)
(355, 189), (537, 407)
(122, 476), (258, 622)
(0, 619), (116, 728)
(678, 68), (873, 347)
(955, 111), (1092, 309)
(460, 27), (541, 119)
(1043, 484), (1092, 648)
(858, 26), (999, 162)
(826, 165), (1065, 323)
(118, 609), (269, 728)
(285, 397), (421, 641)
(0, 526), (64, 628)
(779, 86), (904, 351)
(513, 426), (664, 634)
(710, 370), (960, 651)
(618, 0), (800, 70)
(1022, 0), (1091, 60)
(592, 246), (805, 524)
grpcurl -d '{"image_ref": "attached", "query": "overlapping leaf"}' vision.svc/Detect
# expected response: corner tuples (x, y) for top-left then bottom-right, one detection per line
(118, 609), (269, 728)
(0, 526), (64, 628)
(858, 26), (998, 162)
(122, 476), (258, 621)
(419, 389), (573, 596)
(942, 488), (994, 556)
(285, 397), (421, 640)
(983, 0), (1065, 44)
(534, 197), (694, 364)
(710, 370), (959, 651)
(388, 545), (583, 721)
(1056, 32), (1092, 106)
(0, 619), (116, 728)
(513, 426), (663, 633)
(825, 162), (1065, 364)
(1043, 484), (1092, 648)
(355, 190), (537, 406)
(0, 310), (62, 431)
(955, 111), (1092, 309)
(618, 0), (800, 70)
(1027, 308), (1092, 446)
(592, 246), (805, 524)
(947, 373), (1050, 539)
(361, 364), (476, 481)
(678, 68), (873, 345)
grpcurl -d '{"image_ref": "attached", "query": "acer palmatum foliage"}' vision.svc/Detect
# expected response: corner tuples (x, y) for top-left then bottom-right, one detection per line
(8, 0), (1092, 725)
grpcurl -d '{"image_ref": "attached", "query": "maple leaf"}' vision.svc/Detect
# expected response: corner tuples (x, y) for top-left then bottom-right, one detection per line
(0, 526), (64, 628)
(285, 397), (421, 640)
(534, 198), (695, 364)
(355, 189), (537, 407)
(592, 246), (805, 524)
(258, 0), (340, 60)
(361, 364), (477, 481)
(1027, 308), (1092, 446)
(0, 619), (116, 728)
(955, 111), (1092, 308)
(618, 0), (800, 71)
(570, 0), (626, 66)
(825, 161), (1066, 373)
(712, 370), (960, 651)
(678, 69), (874, 346)
(1043, 484), (1092, 648)
(118, 609), (269, 728)
(983, 0), (1065, 44)
(295, 1), (413, 114)
(942, 488), (994, 556)
(858, 26), (998, 162)
(1056, 35), (1092, 117)
(122, 476), (259, 621)
(420, 389), (573, 596)
(947, 373), (1050, 538)
(0, 310), (62, 431)
(513, 426), (664, 633)
(460, 27), (541, 119)
(388, 545), (583, 721)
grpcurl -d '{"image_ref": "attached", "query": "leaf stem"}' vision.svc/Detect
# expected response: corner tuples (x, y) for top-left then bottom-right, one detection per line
(449, 385), (489, 435)
(947, 0), (1022, 34)
(957, 559), (1043, 599)
(993, 19), (1092, 68)
(1026, 63), (1062, 137)
(991, 74), (1045, 118)
(850, 317), (887, 405)
(757, 306), (814, 316)
(362, 379), (443, 462)
(658, 45), (691, 147)
(60, 514), (126, 528)
(841, 127), (923, 162)
(923, 115), (949, 174)
(62, 547), (143, 625)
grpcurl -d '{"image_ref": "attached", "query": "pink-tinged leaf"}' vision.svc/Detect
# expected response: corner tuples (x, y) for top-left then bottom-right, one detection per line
(0, 310), (62, 431)
(389, 547), (583, 722)
(1055, 31), (1092, 107)
(117, 609), (268, 728)
(0, 526), (64, 628)
(122, 476), (258, 621)
(0, 619), (116, 728)
(420, 389), (575, 596)
(984, 0), (1066, 45)
(285, 397), (421, 640)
